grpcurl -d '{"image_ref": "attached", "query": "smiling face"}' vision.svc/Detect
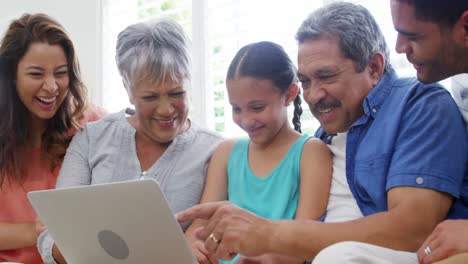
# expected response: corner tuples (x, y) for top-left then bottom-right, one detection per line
(298, 37), (376, 134)
(227, 77), (291, 145)
(129, 77), (190, 144)
(16, 42), (70, 123)
(390, 0), (466, 83)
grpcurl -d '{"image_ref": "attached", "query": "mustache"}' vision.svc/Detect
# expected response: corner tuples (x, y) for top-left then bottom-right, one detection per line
(311, 99), (341, 112)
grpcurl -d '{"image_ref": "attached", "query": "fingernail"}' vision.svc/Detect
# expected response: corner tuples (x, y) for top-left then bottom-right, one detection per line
(195, 227), (205, 240)
(175, 213), (186, 222)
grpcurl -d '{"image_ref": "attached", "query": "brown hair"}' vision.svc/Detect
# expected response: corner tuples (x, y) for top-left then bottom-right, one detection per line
(0, 13), (87, 186)
(226, 41), (302, 133)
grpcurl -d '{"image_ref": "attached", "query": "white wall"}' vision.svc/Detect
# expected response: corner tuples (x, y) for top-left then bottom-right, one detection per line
(0, 0), (103, 105)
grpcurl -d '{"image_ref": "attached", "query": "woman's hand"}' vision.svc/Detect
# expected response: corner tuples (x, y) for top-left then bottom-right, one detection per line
(35, 218), (46, 236)
(35, 218), (68, 264)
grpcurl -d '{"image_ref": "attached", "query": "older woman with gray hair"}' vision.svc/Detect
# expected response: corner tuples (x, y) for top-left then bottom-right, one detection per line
(37, 18), (223, 264)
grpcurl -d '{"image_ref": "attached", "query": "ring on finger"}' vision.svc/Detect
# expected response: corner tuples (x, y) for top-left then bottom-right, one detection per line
(209, 233), (221, 244)
(424, 246), (432, 256)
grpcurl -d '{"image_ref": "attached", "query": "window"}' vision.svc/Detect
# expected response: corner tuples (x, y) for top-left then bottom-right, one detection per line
(102, 0), (191, 113)
(102, 0), (442, 137)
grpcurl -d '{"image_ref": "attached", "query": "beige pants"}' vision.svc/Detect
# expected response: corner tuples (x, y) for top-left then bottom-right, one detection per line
(434, 253), (468, 264)
(312, 241), (417, 264)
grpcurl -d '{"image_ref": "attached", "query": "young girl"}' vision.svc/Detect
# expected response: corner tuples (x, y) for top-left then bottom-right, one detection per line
(0, 13), (105, 263)
(186, 41), (332, 264)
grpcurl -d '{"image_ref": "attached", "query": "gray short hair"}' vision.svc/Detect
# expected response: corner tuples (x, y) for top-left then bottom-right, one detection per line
(116, 17), (191, 91)
(296, 2), (391, 73)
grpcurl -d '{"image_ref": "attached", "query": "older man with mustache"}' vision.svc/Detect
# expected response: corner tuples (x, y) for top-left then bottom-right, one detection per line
(177, 2), (467, 263)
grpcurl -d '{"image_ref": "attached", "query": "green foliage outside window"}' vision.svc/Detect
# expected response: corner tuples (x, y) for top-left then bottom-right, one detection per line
(214, 107), (224, 118)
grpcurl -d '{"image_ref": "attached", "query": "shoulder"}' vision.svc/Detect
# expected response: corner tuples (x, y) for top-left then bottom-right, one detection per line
(189, 122), (224, 146)
(215, 138), (237, 153)
(302, 137), (330, 158)
(66, 110), (131, 154)
(81, 104), (108, 124)
(75, 110), (128, 140)
(175, 122), (225, 160)
(384, 76), (460, 121)
(299, 136), (332, 179)
(392, 76), (449, 99)
(67, 104), (108, 137)
(401, 80), (460, 117)
(85, 110), (125, 129)
(191, 123), (224, 139)
(374, 71), (450, 106)
(210, 139), (238, 165)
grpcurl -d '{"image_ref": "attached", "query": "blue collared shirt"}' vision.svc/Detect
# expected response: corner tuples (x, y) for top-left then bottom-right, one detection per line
(316, 69), (468, 218)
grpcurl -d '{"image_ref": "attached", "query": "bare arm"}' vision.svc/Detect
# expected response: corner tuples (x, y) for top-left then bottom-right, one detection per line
(185, 140), (234, 264)
(0, 222), (37, 250)
(185, 139), (233, 236)
(177, 186), (451, 261)
(295, 138), (332, 220)
(267, 186), (452, 259)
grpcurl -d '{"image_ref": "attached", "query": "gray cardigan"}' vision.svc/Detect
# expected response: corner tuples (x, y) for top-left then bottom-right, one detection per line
(37, 110), (223, 263)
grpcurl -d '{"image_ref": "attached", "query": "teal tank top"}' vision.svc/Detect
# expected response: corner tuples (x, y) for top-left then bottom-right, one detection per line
(220, 134), (311, 264)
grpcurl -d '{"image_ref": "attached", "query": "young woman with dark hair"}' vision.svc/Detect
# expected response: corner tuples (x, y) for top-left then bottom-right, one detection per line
(0, 13), (105, 263)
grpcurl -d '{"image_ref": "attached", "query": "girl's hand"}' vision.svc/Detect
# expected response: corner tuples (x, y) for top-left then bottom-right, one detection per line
(191, 239), (219, 264)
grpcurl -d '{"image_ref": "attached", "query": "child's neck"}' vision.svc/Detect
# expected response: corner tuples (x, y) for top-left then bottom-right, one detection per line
(248, 126), (300, 178)
(250, 125), (299, 151)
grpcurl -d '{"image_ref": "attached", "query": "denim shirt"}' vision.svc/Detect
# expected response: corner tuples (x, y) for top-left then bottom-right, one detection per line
(316, 69), (468, 218)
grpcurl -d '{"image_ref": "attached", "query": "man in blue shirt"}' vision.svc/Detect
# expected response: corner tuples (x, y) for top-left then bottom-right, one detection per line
(391, 0), (468, 263)
(176, 2), (467, 263)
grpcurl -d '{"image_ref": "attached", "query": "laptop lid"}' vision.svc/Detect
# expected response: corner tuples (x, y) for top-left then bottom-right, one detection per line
(28, 179), (196, 264)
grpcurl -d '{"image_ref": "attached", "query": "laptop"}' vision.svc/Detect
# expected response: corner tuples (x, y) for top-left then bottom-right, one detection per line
(28, 179), (197, 264)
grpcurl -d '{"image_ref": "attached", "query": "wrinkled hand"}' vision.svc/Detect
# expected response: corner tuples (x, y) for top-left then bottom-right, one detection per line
(190, 239), (218, 264)
(176, 201), (272, 261)
(235, 253), (304, 264)
(417, 220), (468, 264)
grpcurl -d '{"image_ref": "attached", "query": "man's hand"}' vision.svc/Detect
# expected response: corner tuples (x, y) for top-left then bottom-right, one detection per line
(176, 201), (273, 261)
(417, 220), (468, 264)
